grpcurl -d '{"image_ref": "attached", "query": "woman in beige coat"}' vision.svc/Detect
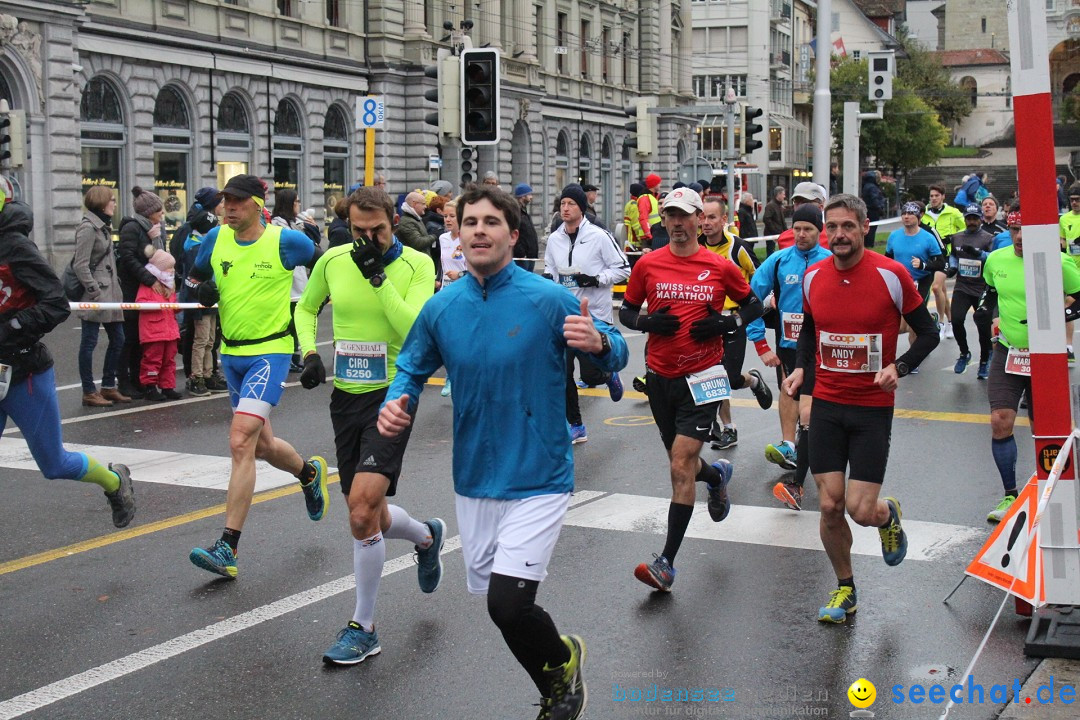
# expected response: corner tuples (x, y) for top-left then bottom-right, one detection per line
(74, 185), (130, 407)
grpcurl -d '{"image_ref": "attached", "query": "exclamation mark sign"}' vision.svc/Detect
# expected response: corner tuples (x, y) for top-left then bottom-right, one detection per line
(1002, 511), (1027, 568)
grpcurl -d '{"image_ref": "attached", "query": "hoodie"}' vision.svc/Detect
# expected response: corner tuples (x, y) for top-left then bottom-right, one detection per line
(0, 201), (70, 382)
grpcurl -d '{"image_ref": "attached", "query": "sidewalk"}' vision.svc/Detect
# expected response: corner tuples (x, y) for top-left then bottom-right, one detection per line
(998, 658), (1080, 718)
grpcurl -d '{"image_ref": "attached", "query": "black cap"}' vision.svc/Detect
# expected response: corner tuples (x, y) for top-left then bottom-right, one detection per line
(219, 174), (267, 202)
(581, 184), (599, 193)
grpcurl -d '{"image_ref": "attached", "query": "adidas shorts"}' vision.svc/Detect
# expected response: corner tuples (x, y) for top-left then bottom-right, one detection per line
(456, 492), (570, 594)
(330, 386), (413, 496)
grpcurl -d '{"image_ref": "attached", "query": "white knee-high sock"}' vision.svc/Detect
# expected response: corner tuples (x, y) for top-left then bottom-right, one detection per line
(383, 504), (432, 547)
(352, 532), (385, 631)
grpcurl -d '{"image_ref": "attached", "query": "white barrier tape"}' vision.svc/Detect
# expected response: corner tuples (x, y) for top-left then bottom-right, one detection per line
(69, 296), (305, 311)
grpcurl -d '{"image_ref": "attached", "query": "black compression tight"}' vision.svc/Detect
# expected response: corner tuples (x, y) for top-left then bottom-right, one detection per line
(951, 291), (992, 362)
(487, 573), (570, 695)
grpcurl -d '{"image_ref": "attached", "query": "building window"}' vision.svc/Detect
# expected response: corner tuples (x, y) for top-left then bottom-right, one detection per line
(852, 50), (861, 61)
(323, 104), (350, 224)
(216, 91), (252, 188)
(981, 17), (987, 33)
(1006, 75), (1012, 108)
(580, 19), (591, 79)
(555, 131), (569, 194)
(325, 0), (341, 26)
(622, 31), (631, 86)
(273, 98), (304, 195)
(80, 76), (126, 223)
(152, 86), (192, 235)
(557, 13), (567, 74)
(578, 132), (592, 185)
(536, 6), (545, 61)
(277, 0), (294, 17)
(602, 26), (611, 81)
(693, 75), (707, 97)
(961, 76), (978, 108)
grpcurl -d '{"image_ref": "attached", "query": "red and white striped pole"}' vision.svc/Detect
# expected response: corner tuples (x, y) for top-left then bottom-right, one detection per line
(1008, 0), (1079, 607)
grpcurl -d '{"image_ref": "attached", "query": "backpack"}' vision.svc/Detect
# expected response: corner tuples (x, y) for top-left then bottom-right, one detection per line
(954, 188), (969, 206)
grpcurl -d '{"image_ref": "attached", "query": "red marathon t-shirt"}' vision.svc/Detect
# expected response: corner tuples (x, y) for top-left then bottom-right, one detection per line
(624, 245), (752, 379)
(802, 250), (922, 407)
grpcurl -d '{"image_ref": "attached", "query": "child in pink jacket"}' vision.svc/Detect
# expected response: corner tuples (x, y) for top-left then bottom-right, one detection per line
(137, 249), (181, 401)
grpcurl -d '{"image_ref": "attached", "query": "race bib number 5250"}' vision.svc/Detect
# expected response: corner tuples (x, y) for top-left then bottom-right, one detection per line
(819, 332), (882, 373)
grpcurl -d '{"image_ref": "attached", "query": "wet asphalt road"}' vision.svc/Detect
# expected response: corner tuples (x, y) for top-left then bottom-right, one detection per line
(0, 306), (1062, 720)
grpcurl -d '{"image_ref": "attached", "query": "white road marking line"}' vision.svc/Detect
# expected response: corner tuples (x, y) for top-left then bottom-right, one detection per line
(0, 438), (331, 492)
(0, 490), (606, 719)
(563, 493), (986, 562)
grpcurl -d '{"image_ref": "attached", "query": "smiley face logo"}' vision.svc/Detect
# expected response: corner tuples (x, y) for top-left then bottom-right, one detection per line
(847, 678), (876, 709)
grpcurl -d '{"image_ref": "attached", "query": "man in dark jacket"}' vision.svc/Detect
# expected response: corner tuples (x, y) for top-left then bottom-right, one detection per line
(861, 170), (887, 226)
(762, 186), (787, 256)
(513, 183), (539, 272)
(0, 184), (136, 527)
(737, 192), (758, 240)
(396, 192), (434, 252)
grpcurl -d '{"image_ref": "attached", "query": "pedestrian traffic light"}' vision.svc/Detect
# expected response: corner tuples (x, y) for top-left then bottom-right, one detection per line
(424, 50), (460, 137)
(461, 146), (477, 184)
(460, 48), (501, 145)
(623, 99), (654, 158)
(0, 109), (25, 169)
(867, 51), (894, 102)
(740, 105), (764, 155)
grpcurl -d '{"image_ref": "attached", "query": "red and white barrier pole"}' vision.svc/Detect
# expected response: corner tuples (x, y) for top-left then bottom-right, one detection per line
(1008, 0), (1080, 606)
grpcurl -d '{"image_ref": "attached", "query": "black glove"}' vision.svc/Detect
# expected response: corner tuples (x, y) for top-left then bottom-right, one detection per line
(299, 353), (326, 389)
(542, 273), (554, 281)
(959, 245), (983, 259)
(944, 265), (958, 279)
(973, 304), (991, 325)
(636, 306), (681, 336)
(574, 273), (600, 288)
(689, 306), (739, 342)
(351, 233), (385, 280)
(195, 281), (219, 307)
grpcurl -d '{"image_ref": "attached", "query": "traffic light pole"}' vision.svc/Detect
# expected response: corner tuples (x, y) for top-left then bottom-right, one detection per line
(840, 100), (884, 196)
(724, 89), (737, 210)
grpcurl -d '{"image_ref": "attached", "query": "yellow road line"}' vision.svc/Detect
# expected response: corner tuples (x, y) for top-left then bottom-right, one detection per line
(0, 473), (340, 577)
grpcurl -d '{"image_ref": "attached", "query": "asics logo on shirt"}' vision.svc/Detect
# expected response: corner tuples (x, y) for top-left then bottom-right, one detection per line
(697, 269), (711, 281)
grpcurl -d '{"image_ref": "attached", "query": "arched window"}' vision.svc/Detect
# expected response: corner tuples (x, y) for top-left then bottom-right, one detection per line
(961, 76), (978, 108)
(216, 91), (252, 187)
(80, 76), (126, 220)
(555, 130), (570, 196)
(600, 136), (614, 228)
(153, 86), (193, 233)
(323, 104), (351, 222)
(273, 98), (304, 193)
(578, 132), (593, 185)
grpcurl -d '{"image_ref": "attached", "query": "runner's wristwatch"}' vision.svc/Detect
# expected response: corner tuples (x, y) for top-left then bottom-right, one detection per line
(597, 332), (611, 357)
(894, 360), (910, 377)
(369, 272), (387, 288)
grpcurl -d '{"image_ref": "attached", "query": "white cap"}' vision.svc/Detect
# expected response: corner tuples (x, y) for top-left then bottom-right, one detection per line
(661, 187), (704, 214)
(791, 182), (827, 203)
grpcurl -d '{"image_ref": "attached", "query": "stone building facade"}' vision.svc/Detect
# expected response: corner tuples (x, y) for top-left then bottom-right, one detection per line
(0, 0), (695, 264)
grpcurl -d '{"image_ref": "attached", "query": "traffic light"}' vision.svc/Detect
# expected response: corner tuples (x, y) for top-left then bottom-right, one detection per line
(423, 50), (460, 137)
(740, 105), (764, 155)
(0, 109), (25, 169)
(461, 146), (477, 184)
(460, 48), (501, 145)
(623, 99), (654, 158)
(867, 51), (894, 102)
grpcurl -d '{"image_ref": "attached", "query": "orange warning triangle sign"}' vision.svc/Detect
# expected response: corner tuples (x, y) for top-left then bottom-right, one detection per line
(966, 476), (1041, 603)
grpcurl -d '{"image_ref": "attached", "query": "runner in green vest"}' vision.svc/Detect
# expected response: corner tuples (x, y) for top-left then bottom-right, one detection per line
(293, 185), (444, 666)
(183, 174), (328, 579)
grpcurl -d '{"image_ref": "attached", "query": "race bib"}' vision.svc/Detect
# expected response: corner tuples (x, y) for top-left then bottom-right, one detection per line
(0, 363), (10, 402)
(958, 257), (982, 278)
(334, 341), (388, 384)
(1005, 347), (1032, 376)
(819, 332), (882, 373)
(557, 265), (580, 289)
(1070, 242), (1080, 257)
(686, 364), (731, 405)
(781, 312), (804, 343)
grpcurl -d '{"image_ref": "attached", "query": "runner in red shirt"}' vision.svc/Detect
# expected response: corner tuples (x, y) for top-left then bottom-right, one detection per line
(619, 187), (763, 592)
(783, 194), (938, 624)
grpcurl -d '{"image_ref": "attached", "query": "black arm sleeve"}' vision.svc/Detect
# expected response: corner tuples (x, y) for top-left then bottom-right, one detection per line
(924, 254), (946, 273)
(979, 286), (999, 316)
(619, 301), (642, 331)
(0, 239), (71, 348)
(795, 310), (816, 370)
(884, 249), (894, 260)
(896, 303), (940, 370)
(734, 290), (763, 327)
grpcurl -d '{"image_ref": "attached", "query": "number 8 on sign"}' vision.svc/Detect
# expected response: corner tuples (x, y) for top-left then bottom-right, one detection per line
(356, 95), (385, 130)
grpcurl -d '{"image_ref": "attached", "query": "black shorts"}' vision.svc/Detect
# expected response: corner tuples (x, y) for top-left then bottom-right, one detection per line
(646, 370), (720, 450)
(808, 398), (893, 484)
(987, 343), (1032, 416)
(916, 275), (934, 304)
(330, 386), (413, 496)
(773, 347), (815, 400)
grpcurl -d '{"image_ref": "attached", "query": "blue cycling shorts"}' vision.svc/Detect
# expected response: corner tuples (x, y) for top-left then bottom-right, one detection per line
(221, 354), (291, 420)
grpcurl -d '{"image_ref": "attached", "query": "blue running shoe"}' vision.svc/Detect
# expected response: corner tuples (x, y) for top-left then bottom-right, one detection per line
(570, 423), (587, 444)
(634, 554), (675, 592)
(574, 379), (588, 389)
(416, 518), (446, 593)
(440, 379), (452, 397)
(706, 459), (734, 522)
(322, 622), (381, 665)
(818, 585), (858, 623)
(954, 352), (971, 374)
(606, 372), (624, 402)
(190, 539), (238, 579)
(301, 456), (329, 521)
(765, 441), (797, 470)
(977, 360), (990, 380)
(879, 497), (908, 566)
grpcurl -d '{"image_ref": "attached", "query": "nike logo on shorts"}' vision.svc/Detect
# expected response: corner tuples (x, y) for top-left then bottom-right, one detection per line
(525, 561), (539, 567)
(696, 426), (710, 432)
